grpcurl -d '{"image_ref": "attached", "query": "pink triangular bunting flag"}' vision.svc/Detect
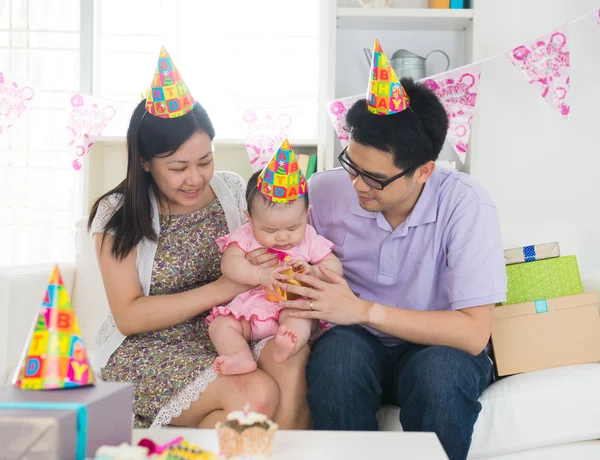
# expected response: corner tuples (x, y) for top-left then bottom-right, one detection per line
(506, 26), (571, 119)
(243, 109), (292, 173)
(325, 94), (362, 148)
(422, 64), (482, 165)
(0, 70), (35, 136)
(67, 94), (120, 171)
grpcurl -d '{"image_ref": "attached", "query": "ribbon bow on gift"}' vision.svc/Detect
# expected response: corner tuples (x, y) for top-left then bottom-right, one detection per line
(265, 248), (307, 302)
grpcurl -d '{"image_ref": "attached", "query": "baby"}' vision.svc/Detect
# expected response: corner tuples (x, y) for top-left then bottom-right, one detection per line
(206, 141), (342, 375)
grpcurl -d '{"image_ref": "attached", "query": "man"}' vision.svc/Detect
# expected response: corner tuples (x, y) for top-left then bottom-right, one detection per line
(279, 77), (506, 460)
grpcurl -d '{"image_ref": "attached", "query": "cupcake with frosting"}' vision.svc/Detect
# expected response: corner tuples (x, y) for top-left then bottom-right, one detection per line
(216, 404), (278, 458)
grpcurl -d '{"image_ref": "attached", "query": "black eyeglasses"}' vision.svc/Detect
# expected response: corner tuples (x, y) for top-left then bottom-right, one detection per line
(337, 147), (418, 190)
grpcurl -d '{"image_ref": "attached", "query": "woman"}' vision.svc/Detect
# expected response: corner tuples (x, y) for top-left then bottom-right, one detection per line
(89, 49), (309, 429)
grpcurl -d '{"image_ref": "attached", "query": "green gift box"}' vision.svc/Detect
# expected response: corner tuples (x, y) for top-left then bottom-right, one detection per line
(504, 255), (583, 305)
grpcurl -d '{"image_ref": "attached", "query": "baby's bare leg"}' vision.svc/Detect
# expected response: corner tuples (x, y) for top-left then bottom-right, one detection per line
(208, 316), (256, 375)
(273, 309), (314, 364)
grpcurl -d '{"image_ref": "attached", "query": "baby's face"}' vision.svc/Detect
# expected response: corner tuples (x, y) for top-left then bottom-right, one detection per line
(248, 198), (309, 251)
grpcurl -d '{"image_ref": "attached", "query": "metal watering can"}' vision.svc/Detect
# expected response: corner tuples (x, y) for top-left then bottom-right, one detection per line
(363, 47), (450, 80)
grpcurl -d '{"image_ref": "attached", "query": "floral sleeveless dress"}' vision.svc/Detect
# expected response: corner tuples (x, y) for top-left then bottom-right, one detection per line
(101, 200), (262, 428)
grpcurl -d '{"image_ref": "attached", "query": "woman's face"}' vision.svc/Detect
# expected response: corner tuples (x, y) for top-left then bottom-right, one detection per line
(143, 131), (215, 214)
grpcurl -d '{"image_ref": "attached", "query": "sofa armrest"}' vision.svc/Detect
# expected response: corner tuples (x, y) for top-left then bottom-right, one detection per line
(0, 263), (75, 384)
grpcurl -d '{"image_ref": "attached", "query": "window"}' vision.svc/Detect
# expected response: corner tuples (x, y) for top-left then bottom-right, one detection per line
(0, 0), (84, 266)
(0, 0), (320, 267)
(95, 0), (320, 142)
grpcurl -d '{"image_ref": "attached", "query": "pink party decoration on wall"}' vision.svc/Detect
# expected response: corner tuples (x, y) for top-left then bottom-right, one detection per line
(0, 71), (35, 135)
(325, 94), (362, 148)
(422, 64), (482, 165)
(506, 26), (571, 119)
(596, 9), (600, 24)
(66, 94), (117, 171)
(243, 109), (292, 173)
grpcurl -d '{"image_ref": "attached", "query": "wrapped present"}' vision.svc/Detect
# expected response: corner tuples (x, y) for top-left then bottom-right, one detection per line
(0, 416), (60, 460)
(0, 382), (133, 460)
(504, 242), (560, 265)
(265, 248), (308, 303)
(504, 255), (583, 305)
(492, 292), (600, 376)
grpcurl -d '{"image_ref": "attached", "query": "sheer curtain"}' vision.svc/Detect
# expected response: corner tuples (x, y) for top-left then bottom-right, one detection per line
(95, 0), (320, 142)
(0, 0), (84, 266)
(0, 0), (320, 267)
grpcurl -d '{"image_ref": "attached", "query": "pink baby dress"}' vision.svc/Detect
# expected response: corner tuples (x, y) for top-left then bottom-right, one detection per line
(206, 223), (333, 340)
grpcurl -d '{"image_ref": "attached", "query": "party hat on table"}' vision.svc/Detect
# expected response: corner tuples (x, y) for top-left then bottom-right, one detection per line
(13, 265), (95, 390)
(146, 46), (197, 118)
(257, 139), (307, 204)
(366, 39), (410, 115)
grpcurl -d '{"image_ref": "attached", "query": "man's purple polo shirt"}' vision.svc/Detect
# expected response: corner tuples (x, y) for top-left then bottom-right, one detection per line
(308, 166), (507, 346)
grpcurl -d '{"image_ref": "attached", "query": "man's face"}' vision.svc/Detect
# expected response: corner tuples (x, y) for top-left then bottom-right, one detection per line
(344, 140), (432, 214)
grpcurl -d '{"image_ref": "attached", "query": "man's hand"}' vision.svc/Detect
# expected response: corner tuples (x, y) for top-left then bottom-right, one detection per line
(246, 248), (278, 268)
(279, 265), (371, 326)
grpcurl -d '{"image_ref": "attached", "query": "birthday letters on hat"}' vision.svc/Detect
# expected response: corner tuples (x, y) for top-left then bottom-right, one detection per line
(256, 139), (307, 204)
(13, 265), (95, 390)
(146, 46), (197, 118)
(366, 39), (410, 115)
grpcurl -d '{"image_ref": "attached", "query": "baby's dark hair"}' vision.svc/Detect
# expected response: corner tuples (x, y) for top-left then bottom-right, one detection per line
(246, 170), (309, 215)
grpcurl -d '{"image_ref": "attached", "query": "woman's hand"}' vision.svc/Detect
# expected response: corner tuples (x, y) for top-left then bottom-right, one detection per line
(246, 248), (278, 268)
(213, 276), (254, 303)
(258, 265), (291, 293)
(279, 265), (371, 326)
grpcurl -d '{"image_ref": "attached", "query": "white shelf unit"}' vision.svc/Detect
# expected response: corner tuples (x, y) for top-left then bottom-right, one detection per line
(316, 0), (477, 173)
(337, 7), (474, 30)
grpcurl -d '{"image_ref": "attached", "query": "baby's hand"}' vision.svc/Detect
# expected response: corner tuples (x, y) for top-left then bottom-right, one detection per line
(290, 259), (313, 277)
(258, 265), (291, 292)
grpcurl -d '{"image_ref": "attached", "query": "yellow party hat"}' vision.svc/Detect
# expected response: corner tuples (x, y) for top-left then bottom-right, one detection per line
(13, 265), (95, 390)
(146, 46), (197, 118)
(366, 39), (410, 115)
(256, 139), (307, 204)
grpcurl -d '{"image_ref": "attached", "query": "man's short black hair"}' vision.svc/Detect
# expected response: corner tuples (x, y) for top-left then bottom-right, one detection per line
(246, 170), (309, 215)
(345, 78), (449, 172)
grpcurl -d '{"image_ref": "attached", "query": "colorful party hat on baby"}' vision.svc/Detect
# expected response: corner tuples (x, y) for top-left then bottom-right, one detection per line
(13, 265), (95, 390)
(146, 46), (197, 118)
(257, 139), (307, 203)
(366, 39), (410, 115)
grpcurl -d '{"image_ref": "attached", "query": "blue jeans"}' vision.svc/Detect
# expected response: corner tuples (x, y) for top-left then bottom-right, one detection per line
(306, 326), (493, 460)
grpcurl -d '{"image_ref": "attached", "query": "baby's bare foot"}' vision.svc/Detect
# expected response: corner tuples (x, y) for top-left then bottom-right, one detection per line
(273, 325), (298, 363)
(213, 353), (257, 375)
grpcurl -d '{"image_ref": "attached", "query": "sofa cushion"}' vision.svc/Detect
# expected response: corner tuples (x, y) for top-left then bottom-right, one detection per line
(377, 363), (600, 458)
(71, 218), (111, 362)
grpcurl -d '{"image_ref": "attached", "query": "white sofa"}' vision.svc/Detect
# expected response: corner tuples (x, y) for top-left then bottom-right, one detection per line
(2, 218), (600, 459)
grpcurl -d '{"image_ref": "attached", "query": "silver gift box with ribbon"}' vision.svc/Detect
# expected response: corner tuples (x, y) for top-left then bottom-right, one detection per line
(504, 242), (560, 265)
(0, 382), (132, 460)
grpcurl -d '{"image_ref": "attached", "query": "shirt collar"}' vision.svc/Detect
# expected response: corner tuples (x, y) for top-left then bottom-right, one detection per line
(405, 165), (440, 228)
(349, 165), (441, 228)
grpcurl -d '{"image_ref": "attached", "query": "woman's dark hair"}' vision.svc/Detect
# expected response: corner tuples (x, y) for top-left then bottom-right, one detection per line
(87, 100), (215, 260)
(346, 78), (449, 173)
(245, 170), (309, 216)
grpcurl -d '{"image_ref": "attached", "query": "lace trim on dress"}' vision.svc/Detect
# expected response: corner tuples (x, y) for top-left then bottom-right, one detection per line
(149, 336), (273, 428)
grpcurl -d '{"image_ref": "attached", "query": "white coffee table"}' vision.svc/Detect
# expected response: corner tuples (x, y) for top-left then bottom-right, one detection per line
(132, 428), (448, 459)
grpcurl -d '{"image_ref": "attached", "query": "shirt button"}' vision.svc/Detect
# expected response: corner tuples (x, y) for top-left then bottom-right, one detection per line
(387, 257), (392, 263)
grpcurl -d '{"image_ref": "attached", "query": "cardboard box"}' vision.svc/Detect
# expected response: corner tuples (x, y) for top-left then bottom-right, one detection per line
(492, 292), (600, 376)
(504, 255), (583, 305)
(0, 416), (60, 460)
(0, 382), (132, 460)
(428, 0), (450, 8)
(504, 242), (560, 265)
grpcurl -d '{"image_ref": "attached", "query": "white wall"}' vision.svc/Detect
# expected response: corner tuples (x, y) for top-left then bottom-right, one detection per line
(469, 0), (600, 275)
